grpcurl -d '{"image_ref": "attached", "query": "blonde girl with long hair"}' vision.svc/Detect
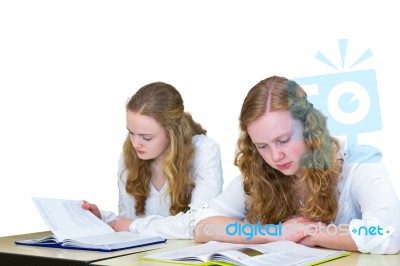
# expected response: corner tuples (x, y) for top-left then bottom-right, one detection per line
(83, 82), (223, 239)
(194, 76), (400, 254)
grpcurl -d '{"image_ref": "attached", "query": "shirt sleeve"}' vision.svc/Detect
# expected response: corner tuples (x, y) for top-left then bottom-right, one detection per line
(194, 175), (248, 224)
(347, 156), (400, 254)
(129, 175), (247, 239)
(188, 135), (224, 209)
(129, 211), (195, 239)
(128, 135), (224, 239)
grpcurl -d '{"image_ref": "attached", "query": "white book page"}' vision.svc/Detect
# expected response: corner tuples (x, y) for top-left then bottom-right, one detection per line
(145, 241), (247, 262)
(214, 249), (310, 266)
(72, 232), (157, 245)
(146, 240), (346, 266)
(32, 197), (113, 242)
(217, 241), (346, 266)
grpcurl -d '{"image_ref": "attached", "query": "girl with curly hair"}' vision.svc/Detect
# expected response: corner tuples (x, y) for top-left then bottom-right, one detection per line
(83, 81), (223, 239)
(193, 76), (400, 254)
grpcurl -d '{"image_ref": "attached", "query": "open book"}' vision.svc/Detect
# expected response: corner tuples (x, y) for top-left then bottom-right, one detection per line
(143, 240), (350, 266)
(15, 197), (166, 252)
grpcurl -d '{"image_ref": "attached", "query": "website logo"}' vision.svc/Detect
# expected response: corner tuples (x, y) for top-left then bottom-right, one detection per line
(293, 39), (382, 162)
(351, 225), (384, 236)
(195, 221), (390, 240)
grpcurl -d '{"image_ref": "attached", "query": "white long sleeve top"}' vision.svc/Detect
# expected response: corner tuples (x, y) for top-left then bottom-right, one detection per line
(100, 134), (223, 239)
(194, 142), (400, 254)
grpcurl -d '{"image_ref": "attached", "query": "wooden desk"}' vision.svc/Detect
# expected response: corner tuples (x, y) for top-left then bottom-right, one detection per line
(0, 231), (167, 266)
(91, 240), (400, 266)
(323, 252), (400, 265)
(3, 232), (399, 266)
(91, 239), (197, 265)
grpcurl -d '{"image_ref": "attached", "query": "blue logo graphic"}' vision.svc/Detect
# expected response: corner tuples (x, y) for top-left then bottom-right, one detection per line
(294, 39), (382, 162)
(351, 225), (384, 236)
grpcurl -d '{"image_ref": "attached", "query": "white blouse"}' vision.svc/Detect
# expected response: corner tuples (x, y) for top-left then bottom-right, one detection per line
(100, 134), (223, 239)
(194, 142), (400, 254)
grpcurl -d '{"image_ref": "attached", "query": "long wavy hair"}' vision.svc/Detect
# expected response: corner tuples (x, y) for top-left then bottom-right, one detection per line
(235, 76), (341, 224)
(123, 82), (207, 216)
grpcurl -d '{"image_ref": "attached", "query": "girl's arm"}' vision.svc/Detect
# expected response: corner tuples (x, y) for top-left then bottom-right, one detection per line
(194, 216), (318, 244)
(298, 224), (358, 251)
(301, 155), (400, 254)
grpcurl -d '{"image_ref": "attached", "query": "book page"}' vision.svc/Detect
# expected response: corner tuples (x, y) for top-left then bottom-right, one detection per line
(145, 240), (348, 266)
(15, 235), (58, 244)
(145, 241), (250, 262)
(32, 197), (114, 242)
(212, 249), (310, 266)
(72, 232), (162, 245)
(145, 241), (247, 263)
(210, 241), (348, 266)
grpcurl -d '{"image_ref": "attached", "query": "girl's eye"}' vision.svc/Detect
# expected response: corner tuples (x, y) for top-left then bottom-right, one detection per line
(278, 137), (290, 144)
(143, 137), (153, 141)
(256, 144), (267, 149)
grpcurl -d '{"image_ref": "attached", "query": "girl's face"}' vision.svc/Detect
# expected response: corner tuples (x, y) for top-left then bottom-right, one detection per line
(126, 111), (169, 162)
(247, 110), (307, 176)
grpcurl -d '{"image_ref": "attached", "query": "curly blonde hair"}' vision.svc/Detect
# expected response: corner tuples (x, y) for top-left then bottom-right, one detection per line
(235, 76), (341, 224)
(123, 82), (207, 216)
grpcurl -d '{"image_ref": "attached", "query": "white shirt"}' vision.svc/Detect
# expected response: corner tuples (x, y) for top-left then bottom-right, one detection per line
(195, 142), (400, 254)
(101, 134), (223, 239)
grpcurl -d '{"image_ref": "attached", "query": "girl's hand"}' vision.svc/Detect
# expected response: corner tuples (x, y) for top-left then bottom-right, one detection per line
(81, 200), (101, 219)
(110, 218), (133, 232)
(280, 217), (319, 242)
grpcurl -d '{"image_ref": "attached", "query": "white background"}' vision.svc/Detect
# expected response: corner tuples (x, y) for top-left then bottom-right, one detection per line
(1, 1), (399, 237)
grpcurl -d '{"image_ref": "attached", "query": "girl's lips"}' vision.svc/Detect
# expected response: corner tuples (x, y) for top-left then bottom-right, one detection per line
(277, 162), (291, 171)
